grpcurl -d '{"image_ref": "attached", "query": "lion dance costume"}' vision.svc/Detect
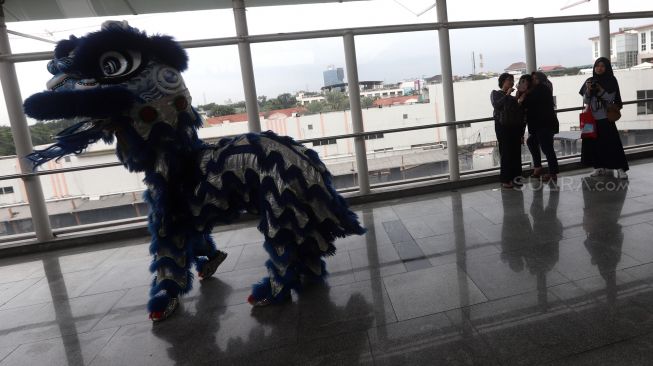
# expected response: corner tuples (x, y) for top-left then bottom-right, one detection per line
(23, 21), (365, 321)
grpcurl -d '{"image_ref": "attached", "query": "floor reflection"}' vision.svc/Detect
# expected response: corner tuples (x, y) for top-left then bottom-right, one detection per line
(6, 168), (653, 365)
(451, 191), (473, 338)
(530, 186), (562, 311)
(582, 177), (628, 307)
(43, 257), (83, 365)
(151, 279), (232, 364)
(500, 186), (561, 311)
(148, 225), (376, 364)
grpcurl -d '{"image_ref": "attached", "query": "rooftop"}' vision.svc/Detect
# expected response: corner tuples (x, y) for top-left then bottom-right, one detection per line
(588, 23), (653, 40)
(204, 107), (306, 126)
(372, 95), (420, 107)
(505, 61), (527, 71)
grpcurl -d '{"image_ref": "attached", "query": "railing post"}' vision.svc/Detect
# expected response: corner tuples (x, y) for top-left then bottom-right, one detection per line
(0, 8), (53, 241)
(524, 19), (537, 73)
(598, 0), (610, 59)
(343, 32), (370, 195)
(232, 0), (261, 132)
(436, 0), (459, 181)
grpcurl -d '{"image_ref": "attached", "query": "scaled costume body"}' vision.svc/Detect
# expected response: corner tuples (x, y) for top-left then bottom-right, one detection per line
(23, 22), (365, 318)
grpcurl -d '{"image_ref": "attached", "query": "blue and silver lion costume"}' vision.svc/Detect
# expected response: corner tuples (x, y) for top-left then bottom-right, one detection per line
(23, 21), (365, 321)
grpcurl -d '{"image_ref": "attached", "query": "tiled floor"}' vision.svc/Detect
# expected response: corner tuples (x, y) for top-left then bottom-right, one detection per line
(2, 162), (653, 365)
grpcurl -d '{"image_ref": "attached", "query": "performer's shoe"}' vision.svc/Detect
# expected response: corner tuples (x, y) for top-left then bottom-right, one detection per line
(198, 251), (228, 280)
(149, 296), (179, 322)
(247, 293), (291, 307)
(247, 294), (272, 307)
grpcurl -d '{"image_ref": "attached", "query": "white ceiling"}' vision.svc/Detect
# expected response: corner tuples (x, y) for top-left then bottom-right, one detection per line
(3, 0), (364, 22)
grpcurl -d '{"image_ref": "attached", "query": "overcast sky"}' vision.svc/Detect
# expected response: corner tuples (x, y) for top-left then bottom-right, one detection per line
(1, 0), (652, 125)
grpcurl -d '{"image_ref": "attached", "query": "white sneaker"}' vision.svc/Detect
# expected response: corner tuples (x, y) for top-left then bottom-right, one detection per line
(589, 169), (605, 177)
(617, 169), (628, 180)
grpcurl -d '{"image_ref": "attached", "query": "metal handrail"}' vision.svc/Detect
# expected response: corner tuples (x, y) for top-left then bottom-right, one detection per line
(1, 10), (652, 63)
(2, 97), (651, 181)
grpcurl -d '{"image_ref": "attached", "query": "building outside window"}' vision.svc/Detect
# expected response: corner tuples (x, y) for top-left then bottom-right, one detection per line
(313, 138), (337, 146)
(612, 33), (639, 69)
(364, 133), (384, 140)
(594, 41), (599, 58)
(323, 65), (344, 87)
(0, 186), (14, 195)
(637, 90), (653, 115)
(642, 32), (647, 51)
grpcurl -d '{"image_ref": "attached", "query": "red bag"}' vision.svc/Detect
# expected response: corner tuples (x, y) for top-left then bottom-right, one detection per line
(580, 106), (597, 139)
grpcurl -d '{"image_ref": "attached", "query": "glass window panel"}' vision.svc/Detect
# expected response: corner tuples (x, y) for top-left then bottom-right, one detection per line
(637, 90), (646, 115)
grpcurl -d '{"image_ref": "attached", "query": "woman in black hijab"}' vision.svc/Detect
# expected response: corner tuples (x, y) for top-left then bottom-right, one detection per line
(579, 57), (628, 179)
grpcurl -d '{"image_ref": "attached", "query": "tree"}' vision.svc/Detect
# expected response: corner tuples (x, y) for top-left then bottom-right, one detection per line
(213, 105), (236, 116)
(361, 96), (375, 108)
(305, 101), (326, 114)
(0, 127), (14, 156)
(197, 103), (236, 117)
(276, 93), (297, 109)
(0, 119), (79, 157)
(260, 93), (298, 112)
(324, 91), (349, 111)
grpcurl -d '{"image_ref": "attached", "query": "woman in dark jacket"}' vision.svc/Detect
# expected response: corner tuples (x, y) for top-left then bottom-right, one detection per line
(491, 73), (525, 188)
(579, 57), (628, 179)
(521, 71), (559, 182)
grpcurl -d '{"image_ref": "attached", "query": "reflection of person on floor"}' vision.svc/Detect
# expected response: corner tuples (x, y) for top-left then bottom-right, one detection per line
(527, 187), (561, 276)
(582, 179), (628, 306)
(500, 190), (532, 272)
(528, 187), (561, 310)
(500, 188), (561, 310)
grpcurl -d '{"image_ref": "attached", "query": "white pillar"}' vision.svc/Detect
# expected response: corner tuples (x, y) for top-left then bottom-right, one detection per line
(0, 9), (53, 241)
(599, 0), (610, 59)
(524, 19), (537, 73)
(436, 0), (459, 181)
(232, 0), (261, 132)
(343, 32), (370, 194)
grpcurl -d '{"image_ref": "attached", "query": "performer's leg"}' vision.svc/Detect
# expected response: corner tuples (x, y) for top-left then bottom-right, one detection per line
(194, 233), (228, 279)
(248, 240), (299, 307)
(148, 232), (193, 321)
(296, 243), (329, 285)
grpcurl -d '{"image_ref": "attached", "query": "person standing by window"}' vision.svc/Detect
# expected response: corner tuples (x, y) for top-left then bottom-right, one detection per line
(521, 71), (559, 182)
(579, 57), (628, 179)
(491, 73), (525, 188)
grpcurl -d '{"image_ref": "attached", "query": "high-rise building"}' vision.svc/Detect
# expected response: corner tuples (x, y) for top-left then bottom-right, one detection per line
(323, 65), (345, 87)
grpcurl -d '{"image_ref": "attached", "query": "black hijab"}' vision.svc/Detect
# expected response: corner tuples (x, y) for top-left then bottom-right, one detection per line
(579, 57), (622, 106)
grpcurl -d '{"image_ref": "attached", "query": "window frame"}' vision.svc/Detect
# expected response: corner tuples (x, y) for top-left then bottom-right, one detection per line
(642, 32), (647, 52)
(637, 90), (653, 116)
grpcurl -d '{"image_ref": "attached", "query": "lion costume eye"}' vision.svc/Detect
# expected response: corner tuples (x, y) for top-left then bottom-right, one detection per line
(99, 50), (142, 78)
